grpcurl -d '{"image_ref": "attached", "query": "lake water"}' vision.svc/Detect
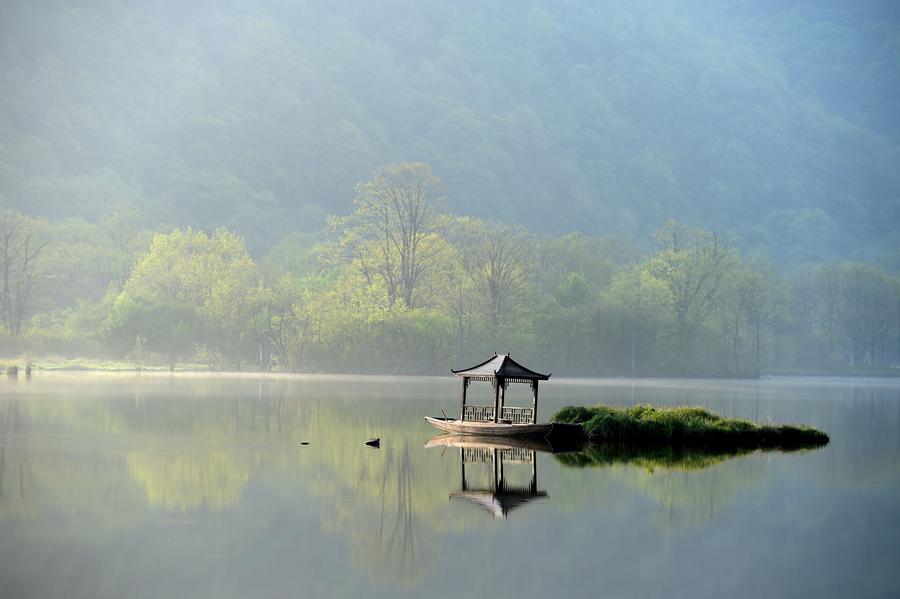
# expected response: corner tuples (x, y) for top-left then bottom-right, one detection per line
(0, 373), (898, 598)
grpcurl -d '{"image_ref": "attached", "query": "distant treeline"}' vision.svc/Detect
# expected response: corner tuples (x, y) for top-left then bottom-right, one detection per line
(2, 163), (899, 376)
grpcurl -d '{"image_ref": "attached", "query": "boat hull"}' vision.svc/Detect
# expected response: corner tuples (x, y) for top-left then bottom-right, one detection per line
(424, 416), (582, 441)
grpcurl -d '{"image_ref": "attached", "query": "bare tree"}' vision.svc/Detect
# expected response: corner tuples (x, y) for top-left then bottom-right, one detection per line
(460, 223), (533, 332)
(100, 203), (147, 288)
(0, 210), (50, 336)
(345, 162), (444, 308)
(650, 220), (734, 345)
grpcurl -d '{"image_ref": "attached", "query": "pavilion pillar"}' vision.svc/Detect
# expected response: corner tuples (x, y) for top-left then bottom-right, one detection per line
(492, 448), (500, 492)
(499, 378), (506, 421)
(460, 448), (467, 491)
(493, 377), (501, 422)
(531, 380), (539, 424)
(460, 377), (469, 421)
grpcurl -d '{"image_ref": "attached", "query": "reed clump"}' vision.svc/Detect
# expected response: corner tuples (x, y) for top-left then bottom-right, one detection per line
(552, 404), (829, 450)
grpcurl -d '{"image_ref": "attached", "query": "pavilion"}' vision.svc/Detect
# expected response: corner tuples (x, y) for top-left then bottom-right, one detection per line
(450, 442), (547, 519)
(451, 353), (551, 425)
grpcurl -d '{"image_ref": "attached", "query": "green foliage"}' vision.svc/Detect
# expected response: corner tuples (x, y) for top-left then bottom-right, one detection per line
(261, 232), (320, 279)
(801, 261), (900, 367)
(103, 293), (199, 359)
(552, 404), (829, 449)
(2, 3), (899, 374)
(554, 272), (591, 307)
(118, 228), (266, 367)
(4, 178), (900, 375)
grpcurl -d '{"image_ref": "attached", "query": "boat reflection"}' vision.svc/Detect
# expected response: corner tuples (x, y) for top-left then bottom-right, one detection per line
(426, 434), (574, 519)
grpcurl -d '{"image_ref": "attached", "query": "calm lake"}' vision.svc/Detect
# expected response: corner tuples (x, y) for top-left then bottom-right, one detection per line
(0, 373), (898, 598)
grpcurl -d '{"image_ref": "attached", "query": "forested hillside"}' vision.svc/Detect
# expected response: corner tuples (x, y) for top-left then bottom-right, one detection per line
(2, 0), (898, 262)
(2, 2), (898, 375)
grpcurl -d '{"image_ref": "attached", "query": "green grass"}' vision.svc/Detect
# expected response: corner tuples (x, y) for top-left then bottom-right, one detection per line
(552, 404), (829, 450)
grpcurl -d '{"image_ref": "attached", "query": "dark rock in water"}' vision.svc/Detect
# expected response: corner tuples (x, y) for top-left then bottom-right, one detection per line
(365, 438), (380, 448)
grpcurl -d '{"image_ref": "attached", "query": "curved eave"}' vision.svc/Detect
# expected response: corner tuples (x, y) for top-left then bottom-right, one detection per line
(451, 371), (550, 381)
(451, 354), (551, 380)
(500, 370), (551, 381)
(450, 353), (502, 375)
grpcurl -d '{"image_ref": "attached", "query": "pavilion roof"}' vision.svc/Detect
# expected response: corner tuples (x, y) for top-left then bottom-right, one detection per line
(451, 354), (550, 380)
(450, 488), (549, 519)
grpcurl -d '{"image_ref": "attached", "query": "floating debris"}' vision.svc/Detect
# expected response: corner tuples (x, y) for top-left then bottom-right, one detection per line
(365, 438), (380, 448)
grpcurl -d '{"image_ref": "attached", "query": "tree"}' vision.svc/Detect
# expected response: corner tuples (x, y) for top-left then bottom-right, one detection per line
(122, 228), (266, 367)
(537, 232), (623, 297)
(714, 269), (745, 375)
(605, 265), (671, 375)
(816, 263), (899, 367)
(457, 221), (533, 333)
(0, 209), (50, 336)
(337, 163), (445, 309)
(648, 220), (735, 364)
(99, 203), (151, 288)
(202, 253), (266, 369)
(258, 273), (307, 371)
(736, 263), (787, 377)
(554, 272), (591, 308)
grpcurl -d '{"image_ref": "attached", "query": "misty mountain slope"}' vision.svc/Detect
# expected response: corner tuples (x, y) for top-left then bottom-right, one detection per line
(1, 0), (897, 260)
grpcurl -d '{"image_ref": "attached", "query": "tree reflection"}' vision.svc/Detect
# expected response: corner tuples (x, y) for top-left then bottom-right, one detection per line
(3, 374), (899, 584)
(321, 442), (436, 587)
(372, 444), (419, 582)
(555, 443), (776, 527)
(126, 449), (256, 512)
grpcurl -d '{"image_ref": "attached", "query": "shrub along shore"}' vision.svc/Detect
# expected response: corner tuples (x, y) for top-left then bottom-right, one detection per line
(552, 404), (829, 450)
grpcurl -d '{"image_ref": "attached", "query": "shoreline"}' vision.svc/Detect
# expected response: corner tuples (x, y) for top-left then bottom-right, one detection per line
(2, 357), (899, 379)
(3, 359), (899, 387)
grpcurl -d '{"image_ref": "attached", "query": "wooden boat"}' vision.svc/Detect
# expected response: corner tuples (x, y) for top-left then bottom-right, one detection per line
(424, 416), (582, 442)
(424, 433), (557, 453)
(427, 353), (583, 443)
(424, 432), (582, 454)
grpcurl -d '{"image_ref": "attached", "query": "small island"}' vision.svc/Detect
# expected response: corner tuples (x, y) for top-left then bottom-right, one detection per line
(552, 404), (829, 450)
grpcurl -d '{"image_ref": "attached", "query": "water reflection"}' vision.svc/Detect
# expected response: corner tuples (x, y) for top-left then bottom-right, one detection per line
(426, 435), (558, 519)
(126, 449), (255, 512)
(355, 443), (424, 585)
(558, 444), (761, 471)
(1, 374), (899, 598)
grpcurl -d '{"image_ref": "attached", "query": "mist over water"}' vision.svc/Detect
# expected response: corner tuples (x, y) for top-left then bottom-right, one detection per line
(1, 373), (898, 598)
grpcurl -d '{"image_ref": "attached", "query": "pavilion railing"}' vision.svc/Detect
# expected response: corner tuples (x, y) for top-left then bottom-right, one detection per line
(500, 407), (534, 424)
(461, 447), (534, 464)
(463, 405), (495, 422)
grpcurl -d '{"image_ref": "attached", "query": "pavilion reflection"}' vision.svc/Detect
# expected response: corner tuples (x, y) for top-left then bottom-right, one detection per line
(425, 435), (570, 519)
